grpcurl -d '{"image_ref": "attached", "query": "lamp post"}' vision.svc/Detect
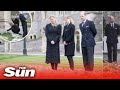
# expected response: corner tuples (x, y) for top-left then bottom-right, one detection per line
(23, 37), (27, 55)
(19, 11), (29, 56)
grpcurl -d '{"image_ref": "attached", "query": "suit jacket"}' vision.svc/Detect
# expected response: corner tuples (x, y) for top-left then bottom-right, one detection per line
(19, 14), (27, 22)
(105, 23), (120, 43)
(79, 20), (97, 47)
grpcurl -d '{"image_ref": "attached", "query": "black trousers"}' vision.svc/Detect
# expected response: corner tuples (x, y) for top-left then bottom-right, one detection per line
(82, 47), (94, 71)
(107, 43), (117, 63)
(67, 56), (74, 70)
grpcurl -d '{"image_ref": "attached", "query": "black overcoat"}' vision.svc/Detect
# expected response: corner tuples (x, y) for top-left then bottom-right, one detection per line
(45, 23), (62, 64)
(62, 23), (75, 56)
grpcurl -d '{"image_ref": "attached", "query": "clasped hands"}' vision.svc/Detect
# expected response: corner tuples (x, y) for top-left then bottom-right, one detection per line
(63, 41), (68, 45)
(51, 40), (55, 45)
(51, 40), (68, 45)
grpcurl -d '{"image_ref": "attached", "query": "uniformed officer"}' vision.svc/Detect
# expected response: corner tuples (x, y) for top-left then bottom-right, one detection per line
(79, 11), (97, 71)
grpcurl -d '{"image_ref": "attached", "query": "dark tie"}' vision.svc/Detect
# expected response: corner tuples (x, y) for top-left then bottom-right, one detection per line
(111, 23), (114, 28)
(82, 22), (85, 27)
(112, 23), (114, 28)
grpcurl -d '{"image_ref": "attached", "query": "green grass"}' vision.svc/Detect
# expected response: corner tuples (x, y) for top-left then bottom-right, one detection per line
(0, 54), (103, 69)
(0, 33), (14, 41)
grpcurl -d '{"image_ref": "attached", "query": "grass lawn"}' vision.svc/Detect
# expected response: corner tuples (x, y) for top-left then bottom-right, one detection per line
(0, 54), (104, 79)
(0, 54), (102, 69)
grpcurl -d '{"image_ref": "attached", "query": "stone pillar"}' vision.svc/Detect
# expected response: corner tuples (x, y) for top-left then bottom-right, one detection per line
(0, 11), (11, 34)
(103, 36), (107, 53)
(0, 11), (5, 34)
(4, 11), (11, 29)
(5, 41), (10, 52)
(0, 11), (11, 52)
(41, 30), (46, 53)
(9, 41), (12, 52)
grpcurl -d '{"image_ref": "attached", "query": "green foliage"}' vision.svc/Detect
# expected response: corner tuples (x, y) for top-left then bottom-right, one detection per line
(0, 32), (14, 41)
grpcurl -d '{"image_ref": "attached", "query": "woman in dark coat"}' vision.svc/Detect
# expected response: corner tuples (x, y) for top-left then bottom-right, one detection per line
(12, 18), (19, 26)
(45, 16), (62, 70)
(62, 16), (75, 70)
(7, 19), (21, 35)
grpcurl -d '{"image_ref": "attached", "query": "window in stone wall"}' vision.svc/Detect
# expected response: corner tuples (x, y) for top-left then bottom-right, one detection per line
(30, 36), (32, 39)
(34, 35), (36, 39)
(0, 40), (2, 44)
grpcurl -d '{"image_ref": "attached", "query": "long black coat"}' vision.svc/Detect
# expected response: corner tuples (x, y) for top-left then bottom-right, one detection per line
(7, 18), (20, 34)
(105, 23), (120, 44)
(45, 23), (62, 64)
(19, 14), (28, 37)
(7, 24), (20, 34)
(62, 23), (75, 56)
(79, 20), (97, 47)
(12, 18), (19, 26)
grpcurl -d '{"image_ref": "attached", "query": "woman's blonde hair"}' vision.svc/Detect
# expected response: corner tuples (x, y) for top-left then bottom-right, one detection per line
(64, 16), (74, 24)
(49, 15), (58, 26)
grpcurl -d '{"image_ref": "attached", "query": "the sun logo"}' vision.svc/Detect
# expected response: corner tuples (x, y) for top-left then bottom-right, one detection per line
(3, 66), (36, 77)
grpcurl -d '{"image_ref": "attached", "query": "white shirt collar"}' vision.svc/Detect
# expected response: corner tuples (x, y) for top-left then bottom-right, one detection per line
(82, 19), (87, 23)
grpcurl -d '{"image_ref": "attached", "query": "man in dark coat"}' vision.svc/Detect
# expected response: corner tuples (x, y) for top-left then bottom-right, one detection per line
(105, 15), (120, 64)
(62, 16), (75, 70)
(45, 16), (62, 70)
(79, 11), (97, 71)
(17, 11), (28, 37)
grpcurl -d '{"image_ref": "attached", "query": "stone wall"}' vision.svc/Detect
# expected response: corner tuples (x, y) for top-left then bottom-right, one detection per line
(0, 11), (103, 54)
